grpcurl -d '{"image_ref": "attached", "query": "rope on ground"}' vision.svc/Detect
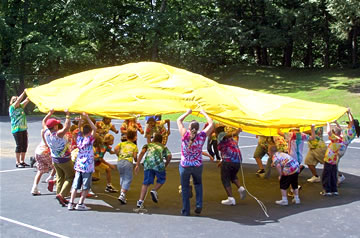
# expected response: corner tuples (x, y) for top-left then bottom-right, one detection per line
(240, 162), (269, 217)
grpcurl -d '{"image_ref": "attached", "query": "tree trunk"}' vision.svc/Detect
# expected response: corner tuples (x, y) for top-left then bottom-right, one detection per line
(283, 39), (293, 67)
(304, 40), (313, 68)
(255, 46), (262, 65)
(151, 0), (167, 61)
(322, 1), (330, 68)
(0, 77), (7, 115)
(261, 47), (269, 65)
(351, 26), (358, 68)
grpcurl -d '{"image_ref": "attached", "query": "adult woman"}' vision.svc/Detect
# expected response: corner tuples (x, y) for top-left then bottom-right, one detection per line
(43, 109), (74, 206)
(177, 109), (213, 216)
(9, 91), (30, 168)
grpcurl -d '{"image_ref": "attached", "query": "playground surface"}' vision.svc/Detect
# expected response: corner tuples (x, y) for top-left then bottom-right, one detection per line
(1, 117), (360, 238)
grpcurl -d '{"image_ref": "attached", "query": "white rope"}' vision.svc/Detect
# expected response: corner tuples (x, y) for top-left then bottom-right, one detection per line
(240, 162), (269, 217)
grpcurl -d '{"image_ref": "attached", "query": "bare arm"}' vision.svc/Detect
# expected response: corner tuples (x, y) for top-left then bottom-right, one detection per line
(308, 124), (316, 141)
(165, 119), (171, 135)
(165, 154), (172, 167)
(177, 109), (192, 137)
(276, 164), (282, 177)
(347, 108), (354, 127)
(135, 148), (146, 174)
(57, 109), (71, 138)
(21, 97), (30, 108)
(82, 112), (97, 137)
(277, 129), (285, 137)
(42, 109), (54, 130)
(110, 124), (119, 134)
(12, 91), (26, 108)
(327, 122), (332, 137)
(200, 109), (214, 137)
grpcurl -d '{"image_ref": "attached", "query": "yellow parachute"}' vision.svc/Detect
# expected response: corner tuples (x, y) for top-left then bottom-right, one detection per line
(26, 62), (346, 136)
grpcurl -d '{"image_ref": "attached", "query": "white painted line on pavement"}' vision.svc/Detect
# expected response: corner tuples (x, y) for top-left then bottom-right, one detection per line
(0, 168), (32, 173)
(348, 146), (360, 150)
(0, 216), (69, 238)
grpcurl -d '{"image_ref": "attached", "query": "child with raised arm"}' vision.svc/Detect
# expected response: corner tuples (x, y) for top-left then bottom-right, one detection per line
(321, 121), (344, 196)
(93, 134), (118, 192)
(114, 130), (138, 204)
(268, 145), (300, 205)
(135, 133), (172, 208)
(215, 126), (246, 206)
(120, 118), (144, 144)
(144, 117), (171, 145)
(68, 113), (97, 211)
(96, 117), (119, 138)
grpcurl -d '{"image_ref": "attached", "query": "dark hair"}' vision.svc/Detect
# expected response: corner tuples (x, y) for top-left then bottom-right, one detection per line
(93, 135), (104, 148)
(58, 123), (63, 130)
(127, 130), (137, 141)
(215, 126), (225, 135)
(153, 133), (163, 143)
(354, 119), (360, 138)
(147, 117), (156, 124)
(188, 120), (199, 147)
(83, 124), (92, 135)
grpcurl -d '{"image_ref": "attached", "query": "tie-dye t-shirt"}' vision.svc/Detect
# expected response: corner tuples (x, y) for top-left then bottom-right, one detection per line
(273, 136), (288, 153)
(74, 133), (95, 173)
(142, 143), (171, 171)
(96, 121), (113, 137)
(272, 152), (300, 176)
(44, 129), (71, 159)
(343, 125), (356, 146)
(308, 127), (326, 149)
(94, 145), (112, 166)
(180, 131), (207, 167)
(324, 134), (344, 165)
(217, 138), (242, 163)
(284, 132), (309, 164)
(117, 141), (138, 163)
(9, 104), (27, 133)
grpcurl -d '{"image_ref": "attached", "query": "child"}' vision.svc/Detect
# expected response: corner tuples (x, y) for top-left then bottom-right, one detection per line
(120, 118), (144, 144)
(114, 130), (138, 204)
(321, 121), (344, 196)
(93, 134), (118, 192)
(31, 129), (55, 195)
(68, 113), (97, 211)
(135, 133), (172, 208)
(215, 127), (246, 206)
(278, 125), (315, 172)
(268, 145), (300, 205)
(144, 117), (171, 145)
(253, 136), (274, 176)
(96, 117), (119, 138)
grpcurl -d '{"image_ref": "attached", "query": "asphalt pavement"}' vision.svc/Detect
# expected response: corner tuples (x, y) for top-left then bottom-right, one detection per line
(1, 116), (360, 238)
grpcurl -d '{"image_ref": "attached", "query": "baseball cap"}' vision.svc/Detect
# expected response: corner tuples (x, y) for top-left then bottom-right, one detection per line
(46, 118), (61, 129)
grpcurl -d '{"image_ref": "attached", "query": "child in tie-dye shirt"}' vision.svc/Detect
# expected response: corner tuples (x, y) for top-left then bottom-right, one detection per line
(216, 126), (246, 206)
(68, 113), (97, 211)
(268, 145), (300, 206)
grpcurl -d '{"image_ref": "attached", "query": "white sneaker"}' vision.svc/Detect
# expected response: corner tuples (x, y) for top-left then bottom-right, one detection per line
(275, 199), (288, 206)
(238, 186), (246, 200)
(221, 197), (236, 206)
(338, 174), (345, 184)
(67, 203), (75, 210)
(75, 203), (91, 211)
(31, 187), (41, 196)
(307, 176), (320, 183)
(292, 198), (301, 204)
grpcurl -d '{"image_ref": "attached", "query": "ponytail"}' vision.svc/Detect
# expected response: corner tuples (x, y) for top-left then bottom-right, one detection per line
(188, 121), (199, 147)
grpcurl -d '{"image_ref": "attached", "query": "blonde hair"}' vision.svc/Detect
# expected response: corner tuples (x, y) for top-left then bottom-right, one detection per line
(104, 134), (114, 144)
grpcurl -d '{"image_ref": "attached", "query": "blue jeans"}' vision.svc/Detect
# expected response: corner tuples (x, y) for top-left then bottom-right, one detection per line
(179, 164), (203, 216)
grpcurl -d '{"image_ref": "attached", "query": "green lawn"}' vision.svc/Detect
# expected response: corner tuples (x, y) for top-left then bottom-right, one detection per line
(163, 66), (360, 122)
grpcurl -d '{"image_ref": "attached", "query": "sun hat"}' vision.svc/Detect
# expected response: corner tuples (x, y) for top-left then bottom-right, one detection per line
(46, 118), (61, 129)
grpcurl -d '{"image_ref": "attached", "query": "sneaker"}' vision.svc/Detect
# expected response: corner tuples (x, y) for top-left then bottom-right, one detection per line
(256, 169), (265, 175)
(31, 187), (41, 196)
(67, 203), (75, 210)
(30, 157), (36, 168)
(320, 191), (332, 196)
(332, 192), (339, 196)
(75, 203), (91, 211)
(307, 176), (320, 183)
(21, 162), (30, 167)
(118, 193), (127, 204)
(56, 194), (69, 206)
(48, 180), (55, 192)
(221, 197), (236, 206)
(92, 177), (100, 182)
(150, 190), (158, 203)
(16, 163), (25, 168)
(87, 189), (95, 197)
(238, 186), (246, 200)
(292, 198), (301, 204)
(136, 200), (144, 208)
(194, 207), (202, 215)
(275, 199), (288, 206)
(105, 184), (119, 193)
(338, 174), (345, 185)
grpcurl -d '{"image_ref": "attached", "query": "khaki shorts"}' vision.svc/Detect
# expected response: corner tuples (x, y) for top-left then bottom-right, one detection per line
(253, 144), (267, 159)
(93, 162), (110, 179)
(305, 146), (327, 166)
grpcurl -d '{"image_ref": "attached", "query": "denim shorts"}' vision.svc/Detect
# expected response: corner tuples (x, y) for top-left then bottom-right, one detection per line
(143, 169), (166, 185)
(117, 160), (133, 190)
(72, 171), (92, 190)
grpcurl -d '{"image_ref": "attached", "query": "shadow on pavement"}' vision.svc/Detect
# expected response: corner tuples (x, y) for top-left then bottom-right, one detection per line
(88, 161), (360, 226)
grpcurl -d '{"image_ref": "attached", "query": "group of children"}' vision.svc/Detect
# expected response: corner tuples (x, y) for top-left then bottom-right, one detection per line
(32, 113), (173, 210)
(31, 108), (359, 211)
